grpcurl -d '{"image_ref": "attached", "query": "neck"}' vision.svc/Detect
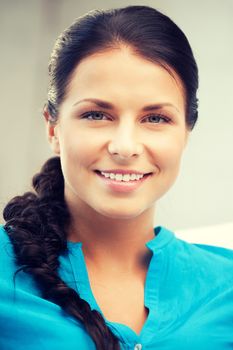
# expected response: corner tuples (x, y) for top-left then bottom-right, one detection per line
(67, 202), (155, 274)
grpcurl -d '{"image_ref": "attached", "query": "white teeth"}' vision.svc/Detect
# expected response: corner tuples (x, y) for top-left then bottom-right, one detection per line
(122, 174), (130, 181)
(102, 172), (110, 178)
(100, 171), (144, 182)
(130, 174), (137, 180)
(115, 174), (123, 181)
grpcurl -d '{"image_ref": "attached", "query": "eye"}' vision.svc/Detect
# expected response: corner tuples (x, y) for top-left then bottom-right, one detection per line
(143, 114), (170, 124)
(81, 110), (109, 121)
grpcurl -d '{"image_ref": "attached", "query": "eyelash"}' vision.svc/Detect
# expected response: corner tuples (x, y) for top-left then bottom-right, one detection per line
(80, 110), (171, 124)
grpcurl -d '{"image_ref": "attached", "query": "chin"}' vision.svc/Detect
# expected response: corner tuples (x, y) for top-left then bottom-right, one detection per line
(98, 206), (147, 220)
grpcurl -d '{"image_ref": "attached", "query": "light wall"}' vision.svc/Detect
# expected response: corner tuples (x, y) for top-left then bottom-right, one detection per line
(0, 0), (232, 232)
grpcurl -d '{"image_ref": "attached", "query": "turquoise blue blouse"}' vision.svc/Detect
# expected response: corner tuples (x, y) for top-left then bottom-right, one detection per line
(1, 224), (233, 350)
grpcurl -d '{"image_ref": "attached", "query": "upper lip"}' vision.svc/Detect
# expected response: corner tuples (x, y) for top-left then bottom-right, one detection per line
(95, 169), (152, 175)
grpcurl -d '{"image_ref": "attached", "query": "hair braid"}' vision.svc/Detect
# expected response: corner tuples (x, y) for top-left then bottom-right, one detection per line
(3, 157), (120, 350)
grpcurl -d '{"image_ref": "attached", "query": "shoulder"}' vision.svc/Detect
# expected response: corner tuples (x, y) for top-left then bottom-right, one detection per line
(192, 241), (233, 260)
(161, 225), (233, 261)
(176, 234), (233, 263)
(0, 224), (15, 262)
(174, 231), (233, 265)
(0, 224), (17, 278)
(171, 232), (233, 288)
(0, 224), (43, 297)
(157, 227), (233, 310)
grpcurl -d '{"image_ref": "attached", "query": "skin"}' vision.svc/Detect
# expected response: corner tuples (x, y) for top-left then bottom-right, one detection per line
(45, 46), (189, 277)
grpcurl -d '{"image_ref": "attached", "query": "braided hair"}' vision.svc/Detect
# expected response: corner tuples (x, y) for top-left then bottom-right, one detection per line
(3, 5), (198, 349)
(3, 157), (120, 349)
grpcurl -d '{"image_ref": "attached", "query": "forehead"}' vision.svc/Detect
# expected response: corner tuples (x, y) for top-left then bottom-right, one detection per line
(64, 47), (185, 111)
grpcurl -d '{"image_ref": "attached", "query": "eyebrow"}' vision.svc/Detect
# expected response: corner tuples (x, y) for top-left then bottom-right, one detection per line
(73, 98), (180, 113)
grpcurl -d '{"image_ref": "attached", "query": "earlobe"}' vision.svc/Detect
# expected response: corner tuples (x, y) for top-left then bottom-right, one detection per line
(48, 122), (60, 155)
(43, 109), (61, 155)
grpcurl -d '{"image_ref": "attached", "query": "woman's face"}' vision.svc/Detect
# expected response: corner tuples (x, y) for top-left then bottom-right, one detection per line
(47, 48), (189, 220)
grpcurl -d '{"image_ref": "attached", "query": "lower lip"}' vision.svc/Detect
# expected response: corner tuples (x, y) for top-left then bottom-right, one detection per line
(95, 171), (152, 193)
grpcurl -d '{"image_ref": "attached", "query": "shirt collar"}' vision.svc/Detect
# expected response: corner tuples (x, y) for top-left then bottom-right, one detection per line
(67, 226), (175, 253)
(145, 226), (175, 253)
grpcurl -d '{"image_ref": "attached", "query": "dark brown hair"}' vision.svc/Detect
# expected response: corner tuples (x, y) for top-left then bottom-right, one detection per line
(3, 5), (198, 349)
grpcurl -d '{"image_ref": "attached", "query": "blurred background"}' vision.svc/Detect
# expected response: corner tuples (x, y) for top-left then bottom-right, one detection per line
(0, 0), (232, 238)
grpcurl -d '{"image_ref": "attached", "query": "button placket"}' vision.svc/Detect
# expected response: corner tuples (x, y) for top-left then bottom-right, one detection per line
(134, 344), (142, 350)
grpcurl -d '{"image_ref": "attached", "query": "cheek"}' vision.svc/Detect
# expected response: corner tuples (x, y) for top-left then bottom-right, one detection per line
(148, 133), (186, 198)
(149, 132), (186, 169)
(59, 128), (103, 168)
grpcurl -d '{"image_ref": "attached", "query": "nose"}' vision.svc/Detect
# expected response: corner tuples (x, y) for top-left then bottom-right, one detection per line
(107, 123), (143, 160)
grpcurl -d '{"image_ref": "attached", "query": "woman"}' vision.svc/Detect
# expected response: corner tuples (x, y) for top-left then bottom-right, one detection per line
(1, 5), (233, 350)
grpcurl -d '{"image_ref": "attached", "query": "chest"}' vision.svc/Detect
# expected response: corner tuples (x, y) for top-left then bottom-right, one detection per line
(88, 274), (149, 334)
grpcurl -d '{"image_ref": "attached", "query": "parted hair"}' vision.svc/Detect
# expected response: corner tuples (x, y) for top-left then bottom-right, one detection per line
(3, 5), (198, 349)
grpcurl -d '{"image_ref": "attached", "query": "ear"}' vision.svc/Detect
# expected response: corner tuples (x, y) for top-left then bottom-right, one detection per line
(43, 108), (60, 155)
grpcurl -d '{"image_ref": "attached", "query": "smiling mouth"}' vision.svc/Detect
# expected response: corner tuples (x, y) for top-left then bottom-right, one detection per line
(94, 170), (153, 182)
